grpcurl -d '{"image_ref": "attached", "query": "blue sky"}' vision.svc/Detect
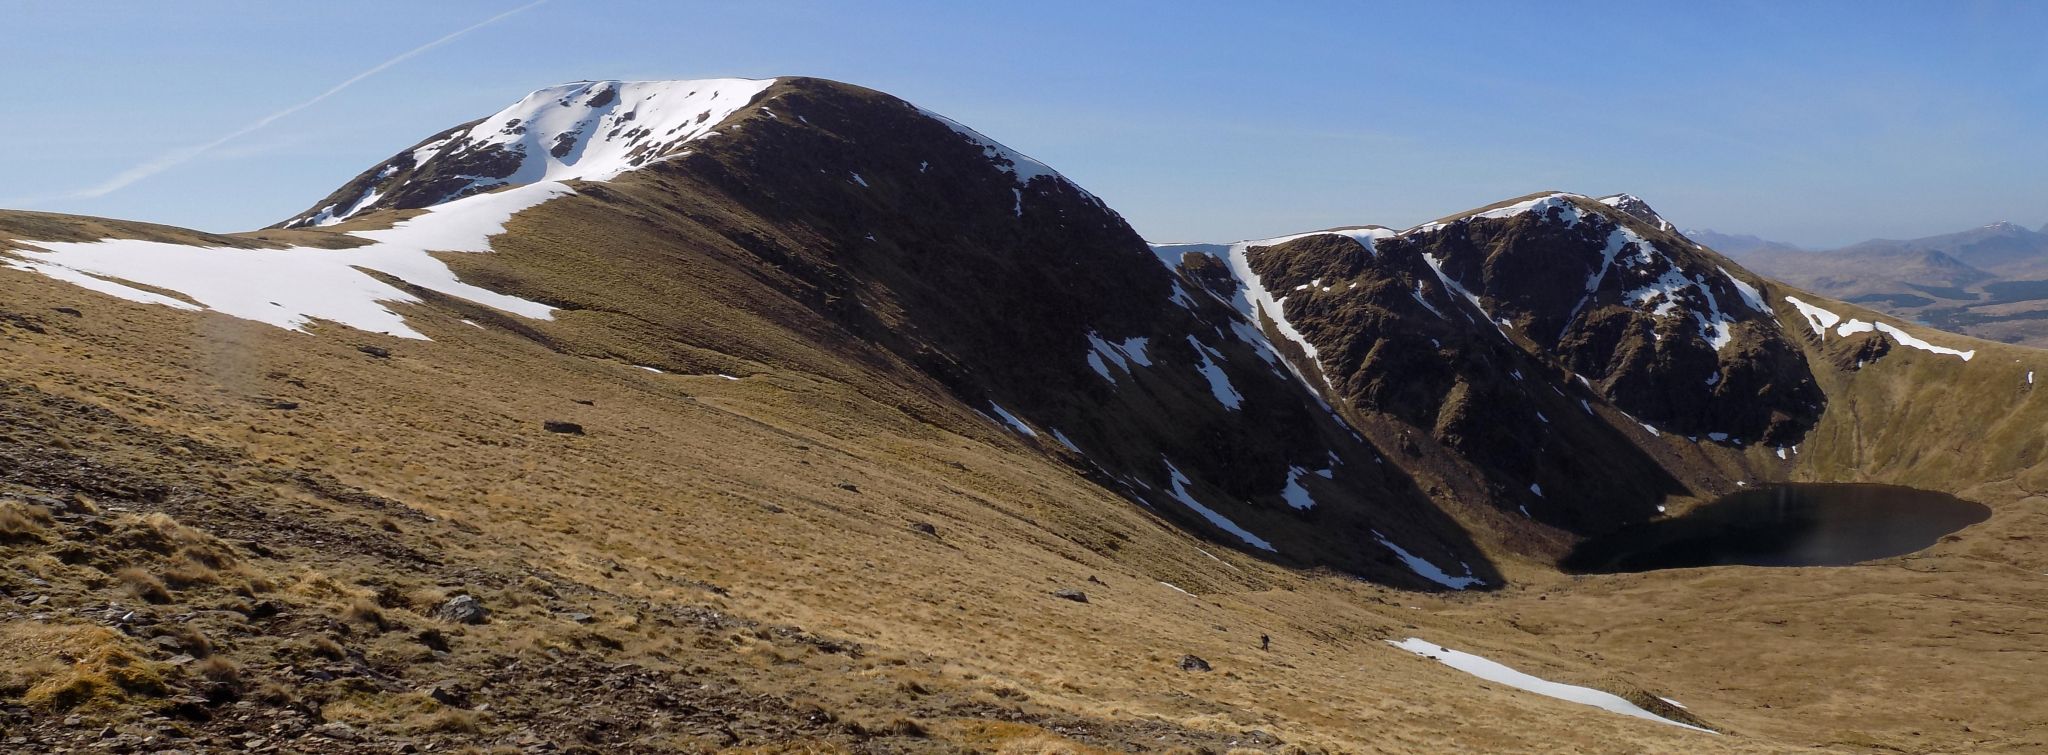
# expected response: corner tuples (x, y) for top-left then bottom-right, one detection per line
(3, 1), (2043, 247)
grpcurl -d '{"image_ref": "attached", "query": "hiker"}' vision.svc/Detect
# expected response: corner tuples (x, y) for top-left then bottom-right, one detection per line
(1260, 633), (1270, 651)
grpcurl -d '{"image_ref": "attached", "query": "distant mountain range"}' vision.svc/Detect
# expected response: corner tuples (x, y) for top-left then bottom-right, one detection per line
(1709, 221), (2048, 346)
(1680, 228), (1806, 258)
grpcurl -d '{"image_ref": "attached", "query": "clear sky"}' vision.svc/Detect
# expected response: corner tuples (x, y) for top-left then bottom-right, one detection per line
(3, 0), (2043, 248)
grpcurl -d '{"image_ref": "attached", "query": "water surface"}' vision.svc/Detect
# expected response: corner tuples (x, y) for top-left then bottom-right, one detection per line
(1562, 483), (1990, 573)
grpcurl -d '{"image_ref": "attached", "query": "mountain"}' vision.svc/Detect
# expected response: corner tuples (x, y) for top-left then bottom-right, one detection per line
(1157, 191), (1822, 538)
(3, 77), (2047, 752)
(1731, 220), (2048, 347)
(1680, 228), (1804, 259)
(1836, 221), (2048, 274)
(279, 79), (780, 228)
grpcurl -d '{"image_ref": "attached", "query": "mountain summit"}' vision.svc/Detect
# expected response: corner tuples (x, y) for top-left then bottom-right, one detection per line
(284, 79), (776, 227)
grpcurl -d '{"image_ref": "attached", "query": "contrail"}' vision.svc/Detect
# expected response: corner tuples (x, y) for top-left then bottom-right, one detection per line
(44, 0), (551, 203)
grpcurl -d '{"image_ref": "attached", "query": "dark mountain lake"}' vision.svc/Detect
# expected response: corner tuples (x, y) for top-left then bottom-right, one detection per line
(1562, 483), (1991, 573)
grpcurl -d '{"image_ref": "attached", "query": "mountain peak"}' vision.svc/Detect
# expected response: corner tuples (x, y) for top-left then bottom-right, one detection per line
(1595, 193), (1675, 232)
(278, 76), (1094, 231)
(1402, 191), (1676, 237)
(1406, 191), (1582, 234)
(1979, 220), (2042, 235)
(281, 78), (778, 228)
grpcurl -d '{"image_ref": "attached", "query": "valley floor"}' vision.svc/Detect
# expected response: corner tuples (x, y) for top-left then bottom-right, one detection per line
(2, 268), (2045, 753)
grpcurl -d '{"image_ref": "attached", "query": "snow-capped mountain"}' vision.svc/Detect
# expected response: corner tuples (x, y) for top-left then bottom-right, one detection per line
(1594, 193), (1675, 233)
(282, 78), (1099, 230)
(1151, 191), (1835, 529)
(282, 79), (779, 227)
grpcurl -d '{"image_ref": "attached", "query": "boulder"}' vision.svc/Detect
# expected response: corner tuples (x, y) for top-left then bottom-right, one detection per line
(435, 594), (489, 625)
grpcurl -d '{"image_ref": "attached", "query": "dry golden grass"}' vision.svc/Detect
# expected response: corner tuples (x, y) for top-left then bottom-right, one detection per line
(323, 691), (482, 735)
(113, 567), (170, 604)
(0, 499), (53, 541)
(931, 720), (1119, 754)
(1, 624), (169, 710)
(193, 655), (239, 688)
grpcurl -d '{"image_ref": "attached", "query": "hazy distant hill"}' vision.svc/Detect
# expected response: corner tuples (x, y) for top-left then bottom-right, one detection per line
(1729, 221), (2048, 346)
(1682, 228), (1805, 258)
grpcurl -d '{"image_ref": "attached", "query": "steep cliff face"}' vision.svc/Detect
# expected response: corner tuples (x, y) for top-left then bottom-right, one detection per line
(1388, 193), (1823, 446)
(1153, 193), (1826, 532)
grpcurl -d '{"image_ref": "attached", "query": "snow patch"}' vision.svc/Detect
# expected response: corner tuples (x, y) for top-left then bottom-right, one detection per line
(915, 105), (1093, 212)
(1372, 531), (1481, 590)
(301, 78), (776, 221)
(1387, 638), (1714, 733)
(1409, 192), (1587, 235)
(1873, 322), (1974, 361)
(1050, 429), (1082, 453)
(1411, 282), (1445, 318)
(1186, 337), (1243, 409)
(1422, 252), (1511, 340)
(987, 402), (1037, 437)
(1829, 315), (1975, 361)
(1163, 459), (1276, 552)
(1783, 296), (1842, 339)
(8, 182), (573, 339)
(1719, 267), (1767, 313)
(1281, 467), (1318, 510)
(1084, 333), (1153, 382)
(1620, 262), (1736, 350)
(1228, 241), (1326, 367)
